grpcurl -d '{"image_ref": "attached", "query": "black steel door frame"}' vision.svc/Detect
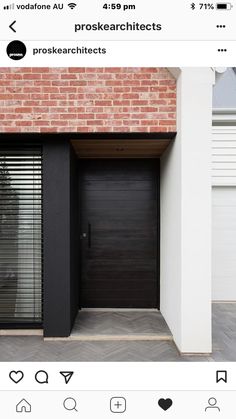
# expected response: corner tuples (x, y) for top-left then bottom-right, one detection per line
(0, 133), (171, 336)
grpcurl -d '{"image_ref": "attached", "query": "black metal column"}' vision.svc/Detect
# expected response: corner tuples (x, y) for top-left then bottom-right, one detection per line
(43, 140), (79, 337)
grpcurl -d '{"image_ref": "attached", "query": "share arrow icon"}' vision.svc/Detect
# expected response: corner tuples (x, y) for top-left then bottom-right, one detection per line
(60, 371), (74, 384)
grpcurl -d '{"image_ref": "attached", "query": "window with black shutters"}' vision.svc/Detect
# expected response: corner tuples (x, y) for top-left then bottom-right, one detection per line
(0, 144), (42, 325)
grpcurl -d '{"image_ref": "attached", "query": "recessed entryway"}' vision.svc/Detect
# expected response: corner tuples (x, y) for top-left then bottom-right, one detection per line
(79, 159), (160, 309)
(46, 309), (172, 342)
(70, 310), (172, 341)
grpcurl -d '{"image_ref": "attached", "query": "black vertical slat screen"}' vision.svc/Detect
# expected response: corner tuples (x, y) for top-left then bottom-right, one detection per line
(0, 144), (42, 325)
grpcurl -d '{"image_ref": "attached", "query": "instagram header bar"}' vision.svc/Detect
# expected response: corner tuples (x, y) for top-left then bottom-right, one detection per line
(0, 0), (235, 65)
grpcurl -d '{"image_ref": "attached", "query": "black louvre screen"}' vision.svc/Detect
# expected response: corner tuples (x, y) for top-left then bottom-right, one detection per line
(0, 144), (42, 325)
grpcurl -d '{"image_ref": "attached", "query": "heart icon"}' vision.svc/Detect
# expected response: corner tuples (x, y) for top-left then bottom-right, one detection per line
(9, 370), (24, 384)
(158, 398), (173, 411)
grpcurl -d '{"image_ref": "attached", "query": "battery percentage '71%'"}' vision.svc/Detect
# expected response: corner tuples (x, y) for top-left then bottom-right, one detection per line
(191, 2), (233, 9)
(103, 3), (136, 11)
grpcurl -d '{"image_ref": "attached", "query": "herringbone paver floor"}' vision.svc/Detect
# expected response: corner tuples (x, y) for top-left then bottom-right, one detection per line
(0, 303), (235, 361)
(71, 310), (171, 337)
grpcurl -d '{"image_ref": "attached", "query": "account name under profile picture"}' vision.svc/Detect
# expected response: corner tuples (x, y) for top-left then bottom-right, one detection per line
(6, 40), (27, 60)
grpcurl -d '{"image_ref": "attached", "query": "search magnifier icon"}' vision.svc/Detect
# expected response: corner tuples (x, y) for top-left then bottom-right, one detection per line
(63, 397), (78, 412)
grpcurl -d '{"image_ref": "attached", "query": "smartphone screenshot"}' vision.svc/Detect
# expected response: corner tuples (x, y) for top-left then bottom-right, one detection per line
(0, 0), (236, 417)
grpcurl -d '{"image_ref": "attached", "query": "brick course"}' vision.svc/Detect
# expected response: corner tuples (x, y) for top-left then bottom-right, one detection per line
(0, 68), (176, 133)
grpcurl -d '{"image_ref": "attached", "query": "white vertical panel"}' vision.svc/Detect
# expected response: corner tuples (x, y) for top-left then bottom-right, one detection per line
(212, 186), (236, 300)
(161, 68), (213, 354)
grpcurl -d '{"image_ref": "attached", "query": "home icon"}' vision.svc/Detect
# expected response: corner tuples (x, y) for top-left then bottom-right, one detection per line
(16, 399), (31, 413)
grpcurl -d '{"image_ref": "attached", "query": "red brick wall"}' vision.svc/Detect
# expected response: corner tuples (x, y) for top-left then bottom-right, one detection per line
(0, 68), (176, 133)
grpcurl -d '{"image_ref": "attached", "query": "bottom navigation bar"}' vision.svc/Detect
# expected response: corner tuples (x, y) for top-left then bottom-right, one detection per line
(0, 390), (235, 418)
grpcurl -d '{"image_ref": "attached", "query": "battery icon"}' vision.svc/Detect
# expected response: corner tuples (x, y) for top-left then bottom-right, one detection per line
(216, 3), (233, 9)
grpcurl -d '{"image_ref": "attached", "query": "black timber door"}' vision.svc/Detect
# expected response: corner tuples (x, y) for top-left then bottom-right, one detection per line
(80, 159), (159, 308)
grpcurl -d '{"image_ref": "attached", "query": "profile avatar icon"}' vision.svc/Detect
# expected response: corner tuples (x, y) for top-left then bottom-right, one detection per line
(7, 40), (27, 60)
(205, 397), (220, 412)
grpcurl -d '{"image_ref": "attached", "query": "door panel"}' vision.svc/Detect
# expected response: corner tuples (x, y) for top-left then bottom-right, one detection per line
(80, 159), (159, 308)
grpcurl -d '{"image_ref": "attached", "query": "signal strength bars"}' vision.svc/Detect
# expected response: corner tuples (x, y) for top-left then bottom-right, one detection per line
(4, 3), (14, 9)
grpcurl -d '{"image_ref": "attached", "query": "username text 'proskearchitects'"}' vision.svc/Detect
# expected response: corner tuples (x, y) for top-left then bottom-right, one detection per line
(75, 22), (162, 32)
(33, 46), (106, 55)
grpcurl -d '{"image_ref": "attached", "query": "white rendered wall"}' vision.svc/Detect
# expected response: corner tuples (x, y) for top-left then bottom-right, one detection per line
(160, 68), (213, 353)
(160, 133), (182, 348)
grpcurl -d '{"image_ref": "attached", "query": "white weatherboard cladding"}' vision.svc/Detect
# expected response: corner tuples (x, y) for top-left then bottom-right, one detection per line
(212, 125), (236, 186)
(212, 186), (236, 301)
